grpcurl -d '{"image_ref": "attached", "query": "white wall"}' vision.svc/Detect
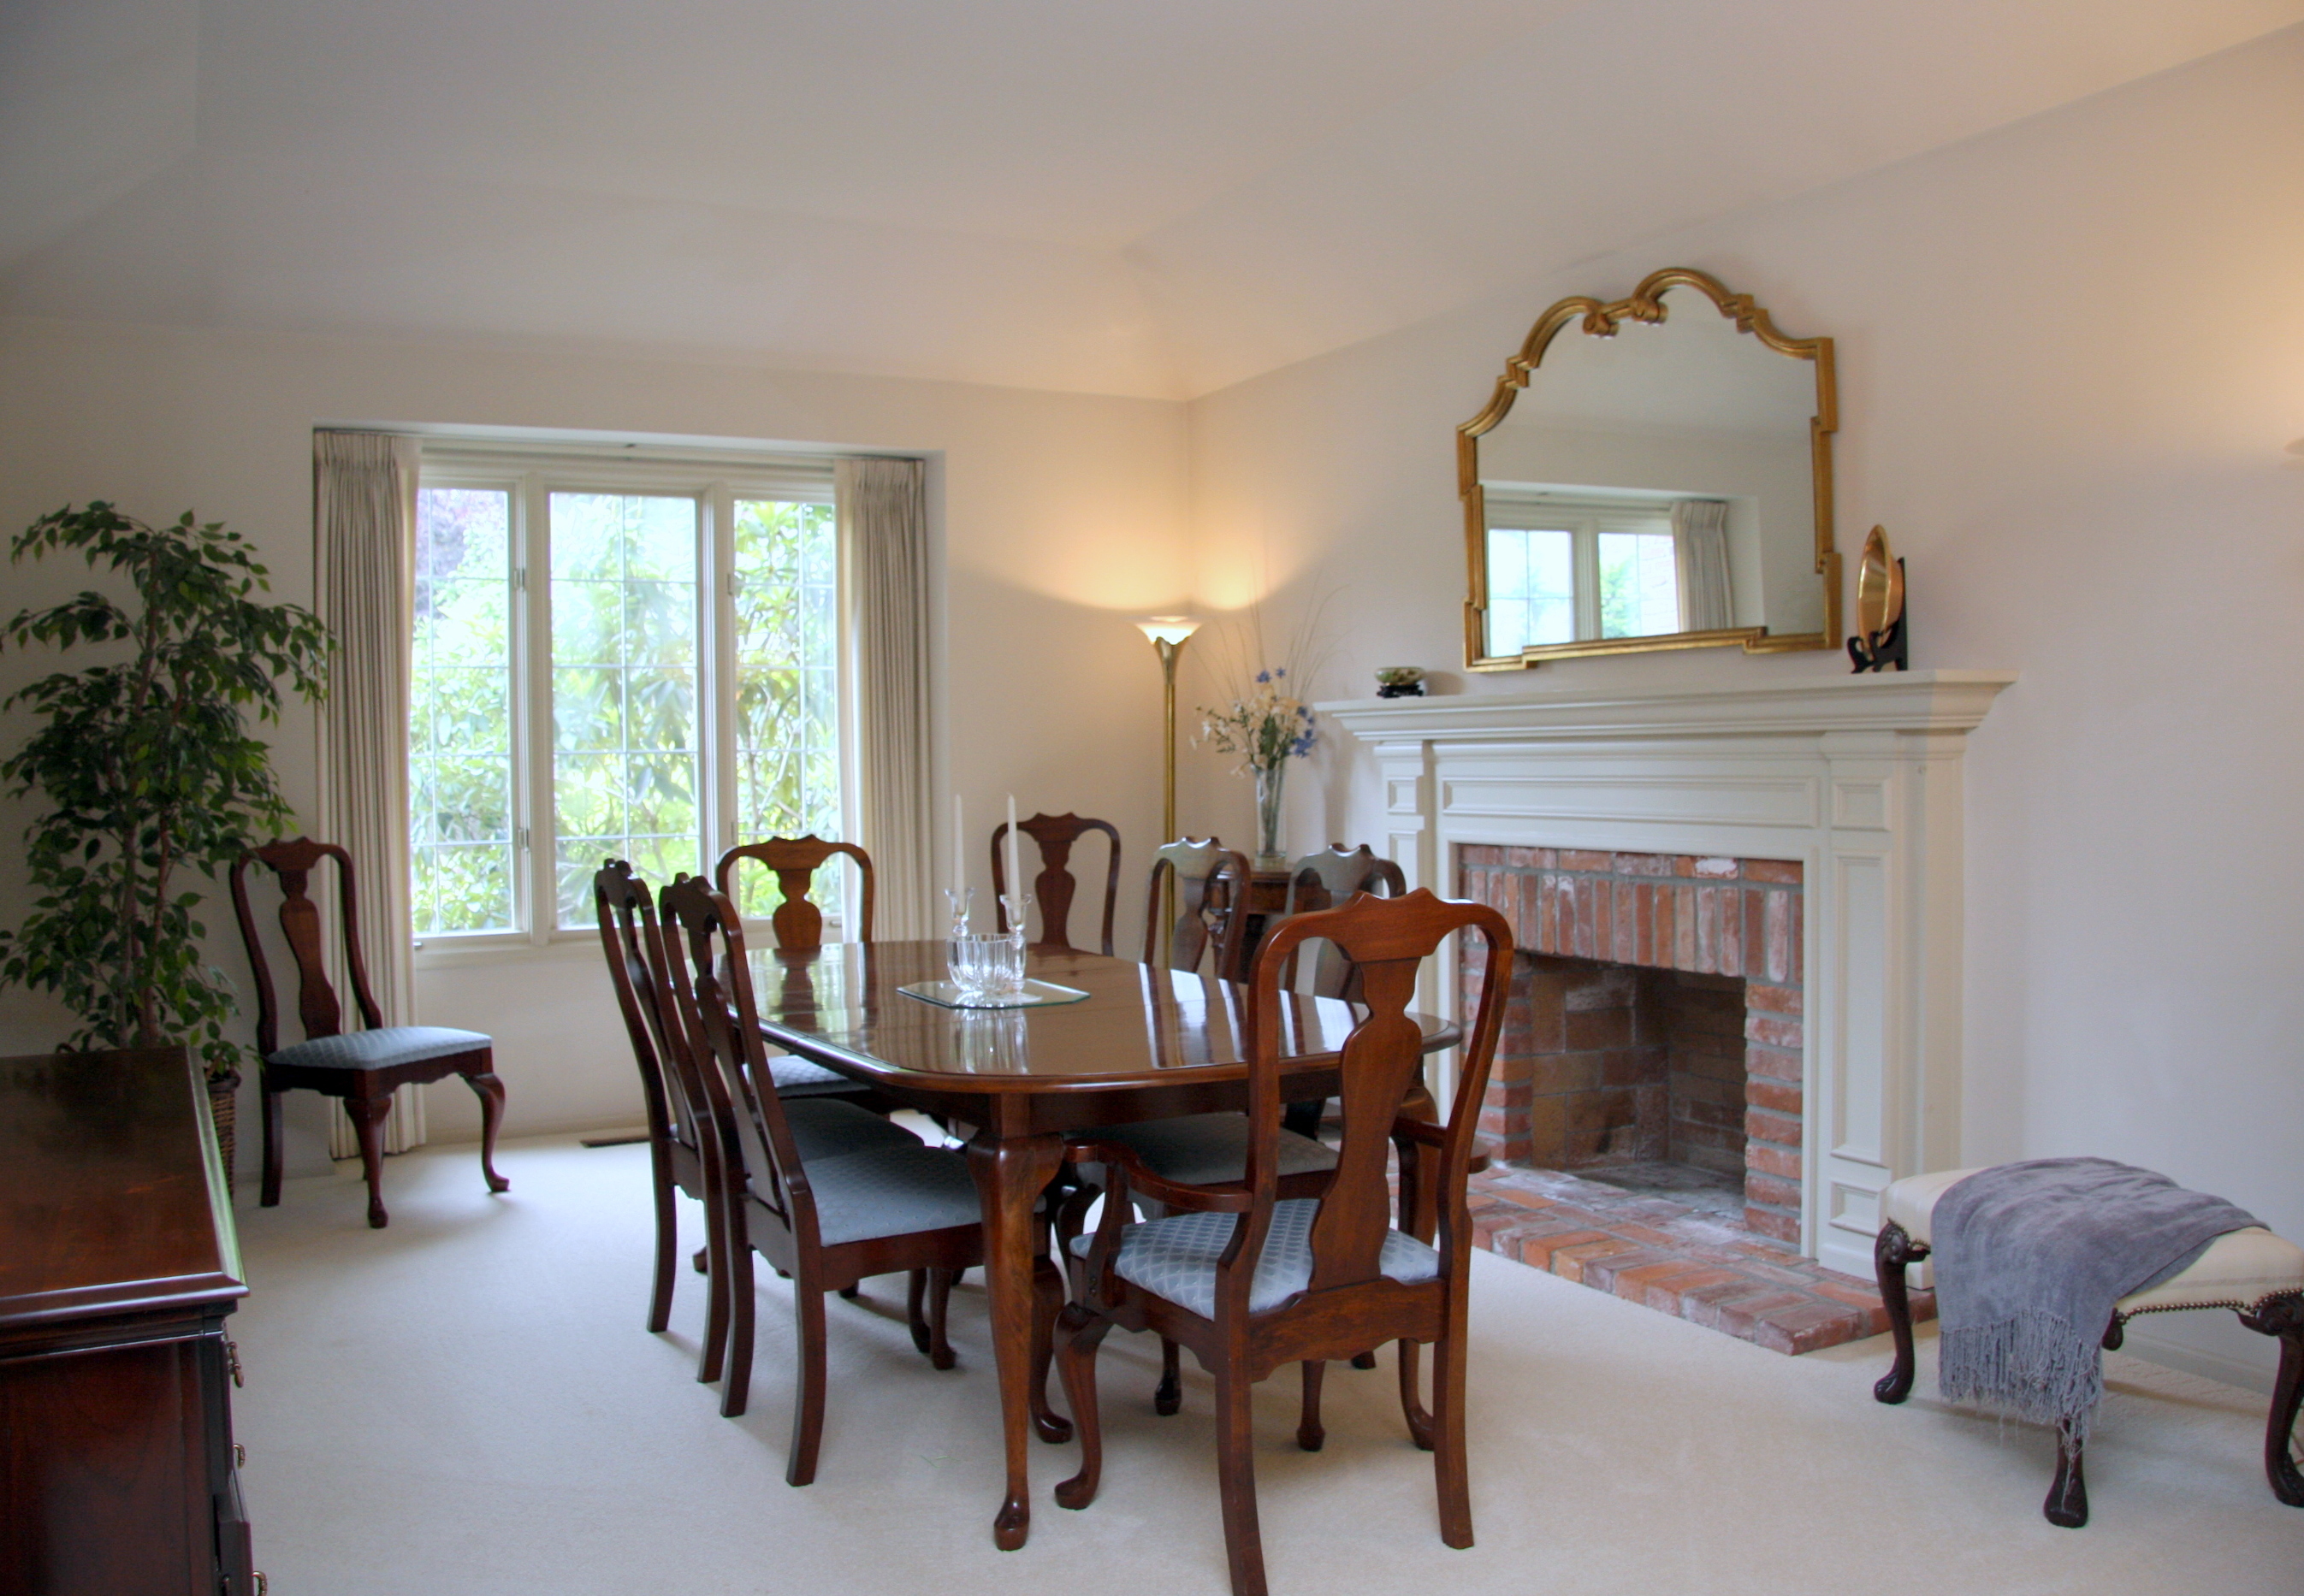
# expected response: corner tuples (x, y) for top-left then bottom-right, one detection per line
(0, 320), (1190, 1164)
(1182, 27), (2304, 1386)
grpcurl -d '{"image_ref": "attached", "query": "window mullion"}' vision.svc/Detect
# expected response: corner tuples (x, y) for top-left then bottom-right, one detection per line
(522, 472), (554, 943)
(1573, 520), (1602, 641)
(705, 483), (737, 866)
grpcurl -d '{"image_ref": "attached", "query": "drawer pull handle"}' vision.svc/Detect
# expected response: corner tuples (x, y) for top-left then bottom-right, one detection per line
(234, 1442), (246, 1468)
(224, 1338), (245, 1388)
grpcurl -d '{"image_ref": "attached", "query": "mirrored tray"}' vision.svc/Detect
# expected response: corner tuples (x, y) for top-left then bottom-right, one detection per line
(897, 979), (1091, 1011)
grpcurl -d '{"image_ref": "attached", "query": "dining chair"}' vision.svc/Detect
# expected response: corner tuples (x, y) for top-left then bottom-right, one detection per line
(1053, 889), (1513, 1596)
(1276, 845), (1408, 1141)
(653, 873), (989, 1481)
(1056, 836), (1336, 1410)
(228, 836), (507, 1229)
(992, 812), (1122, 955)
(713, 836), (888, 1105)
(1145, 836), (1251, 978)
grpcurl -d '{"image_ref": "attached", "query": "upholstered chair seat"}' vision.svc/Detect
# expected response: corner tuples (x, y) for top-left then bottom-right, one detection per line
(266, 1026), (490, 1073)
(767, 1054), (866, 1096)
(1069, 1197), (1436, 1320)
(802, 1141), (985, 1248)
(1089, 1114), (1336, 1188)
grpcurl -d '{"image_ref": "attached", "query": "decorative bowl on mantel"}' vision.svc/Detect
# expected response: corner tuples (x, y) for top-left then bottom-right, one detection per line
(1375, 665), (1425, 699)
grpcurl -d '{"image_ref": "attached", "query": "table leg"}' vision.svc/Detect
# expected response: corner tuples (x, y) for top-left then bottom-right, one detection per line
(968, 1129), (1065, 1551)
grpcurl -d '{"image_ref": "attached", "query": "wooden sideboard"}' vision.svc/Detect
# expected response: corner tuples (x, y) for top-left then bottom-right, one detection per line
(0, 1047), (257, 1594)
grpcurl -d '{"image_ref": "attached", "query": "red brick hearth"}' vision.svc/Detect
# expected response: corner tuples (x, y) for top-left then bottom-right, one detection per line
(1459, 846), (1805, 1243)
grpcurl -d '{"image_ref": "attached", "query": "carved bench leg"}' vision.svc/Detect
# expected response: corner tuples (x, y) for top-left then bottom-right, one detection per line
(2045, 1418), (2088, 1528)
(2240, 1294), (2304, 1507)
(1873, 1221), (1929, 1404)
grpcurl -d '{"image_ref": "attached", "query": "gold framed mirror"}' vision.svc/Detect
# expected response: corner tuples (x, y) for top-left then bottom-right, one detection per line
(1460, 267), (1839, 668)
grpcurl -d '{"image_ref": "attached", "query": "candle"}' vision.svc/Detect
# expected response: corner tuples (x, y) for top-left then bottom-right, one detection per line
(1004, 794), (1022, 912)
(952, 792), (965, 901)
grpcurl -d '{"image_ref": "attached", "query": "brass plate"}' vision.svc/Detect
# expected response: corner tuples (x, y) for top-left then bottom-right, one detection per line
(1854, 526), (1903, 638)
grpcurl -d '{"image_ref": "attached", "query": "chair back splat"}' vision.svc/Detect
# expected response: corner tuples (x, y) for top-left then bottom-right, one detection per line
(992, 812), (1122, 955)
(229, 836), (381, 1054)
(714, 836), (874, 950)
(1280, 844), (1407, 1001)
(1145, 837), (1251, 976)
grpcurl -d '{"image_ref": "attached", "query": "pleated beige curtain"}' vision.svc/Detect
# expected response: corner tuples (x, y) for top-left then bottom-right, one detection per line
(1673, 498), (1735, 633)
(839, 457), (934, 939)
(313, 430), (425, 1156)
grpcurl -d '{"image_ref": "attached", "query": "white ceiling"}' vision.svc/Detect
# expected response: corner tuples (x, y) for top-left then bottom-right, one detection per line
(4, 0), (2300, 399)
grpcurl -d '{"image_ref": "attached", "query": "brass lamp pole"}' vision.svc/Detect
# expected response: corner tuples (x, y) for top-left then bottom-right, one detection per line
(1137, 616), (1200, 961)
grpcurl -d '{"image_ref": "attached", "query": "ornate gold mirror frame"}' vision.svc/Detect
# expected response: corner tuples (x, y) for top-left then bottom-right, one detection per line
(1460, 266), (1839, 669)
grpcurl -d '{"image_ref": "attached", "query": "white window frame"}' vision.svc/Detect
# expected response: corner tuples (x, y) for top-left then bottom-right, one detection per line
(412, 444), (847, 954)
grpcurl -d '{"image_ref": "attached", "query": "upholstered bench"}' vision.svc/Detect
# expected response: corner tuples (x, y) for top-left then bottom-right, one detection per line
(1874, 1167), (2304, 1526)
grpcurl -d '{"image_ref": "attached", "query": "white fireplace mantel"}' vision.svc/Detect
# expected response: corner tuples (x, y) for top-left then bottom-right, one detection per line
(1324, 670), (2014, 1280)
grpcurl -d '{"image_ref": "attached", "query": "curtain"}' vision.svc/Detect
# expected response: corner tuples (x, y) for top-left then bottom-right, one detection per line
(313, 431), (425, 1156)
(1673, 498), (1734, 633)
(839, 458), (934, 939)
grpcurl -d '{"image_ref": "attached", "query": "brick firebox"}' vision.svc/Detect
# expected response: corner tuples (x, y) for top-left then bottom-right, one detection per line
(1458, 846), (1804, 1244)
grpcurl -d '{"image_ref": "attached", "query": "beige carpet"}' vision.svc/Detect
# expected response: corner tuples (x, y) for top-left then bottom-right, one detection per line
(229, 1136), (2302, 1594)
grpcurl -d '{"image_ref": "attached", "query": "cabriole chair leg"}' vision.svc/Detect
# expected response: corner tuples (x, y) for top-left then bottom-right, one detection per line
(1872, 1221), (1928, 1404)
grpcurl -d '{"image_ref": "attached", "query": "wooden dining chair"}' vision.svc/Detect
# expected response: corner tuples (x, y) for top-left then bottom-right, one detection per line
(228, 837), (507, 1229)
(1276, 845), (1408, 1140)
(1145, 836), (1251, 978)
(653, 873), (987, 1481)
(714, 836), (887, 1105)
(606, 862), (921, 1389)
(1053, 889), (1513, 1596)
(992, 812), (1122, 955)
(1051, 836), (1336, 1411)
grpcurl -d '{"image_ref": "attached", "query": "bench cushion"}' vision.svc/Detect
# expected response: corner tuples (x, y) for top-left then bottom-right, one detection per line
(267, 1026), (489, 1072)
(1882, 1167), (2304, 1315)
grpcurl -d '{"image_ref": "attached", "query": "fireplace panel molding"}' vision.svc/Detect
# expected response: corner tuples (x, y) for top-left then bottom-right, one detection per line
(1324, 671), (2012, 1280)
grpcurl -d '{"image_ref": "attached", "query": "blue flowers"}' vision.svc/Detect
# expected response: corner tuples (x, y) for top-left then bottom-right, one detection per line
(1199, 666), (1318, 775)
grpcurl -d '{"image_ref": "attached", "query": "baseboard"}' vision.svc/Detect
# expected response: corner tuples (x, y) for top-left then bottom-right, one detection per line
(2116, 1321), (2277, 1398)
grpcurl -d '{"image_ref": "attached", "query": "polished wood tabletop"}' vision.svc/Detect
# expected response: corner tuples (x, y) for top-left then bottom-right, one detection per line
(742, 939), (1459, 1552)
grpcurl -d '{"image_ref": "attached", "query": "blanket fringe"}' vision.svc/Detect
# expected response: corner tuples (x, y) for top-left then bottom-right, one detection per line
(1940, 1310), (2103, 1438)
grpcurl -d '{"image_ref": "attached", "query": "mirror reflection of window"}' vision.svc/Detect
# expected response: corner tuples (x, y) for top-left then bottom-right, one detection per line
(1485, 525), (1574, 654)
(1485, 492), (1687, 653)
(1598, 531), (1678, 638)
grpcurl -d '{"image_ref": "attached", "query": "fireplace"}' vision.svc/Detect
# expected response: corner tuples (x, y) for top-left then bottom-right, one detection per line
(1324, 671), (2011, 1280)
(1459, 847), (1804, 1244)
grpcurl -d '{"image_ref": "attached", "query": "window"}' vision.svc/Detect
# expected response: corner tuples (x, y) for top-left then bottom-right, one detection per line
(410, 448), (844, 942)
(1484, 493), (1680, 655)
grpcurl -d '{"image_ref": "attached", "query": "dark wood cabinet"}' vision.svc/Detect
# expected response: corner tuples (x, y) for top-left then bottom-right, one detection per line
(1, 1048), (256, 1594)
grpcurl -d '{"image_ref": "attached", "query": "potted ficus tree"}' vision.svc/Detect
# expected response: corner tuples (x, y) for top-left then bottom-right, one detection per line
(0, 503), (331, 1188)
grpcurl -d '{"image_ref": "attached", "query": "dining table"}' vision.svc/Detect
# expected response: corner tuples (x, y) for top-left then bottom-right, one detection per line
(743, 937), (1461, 1552)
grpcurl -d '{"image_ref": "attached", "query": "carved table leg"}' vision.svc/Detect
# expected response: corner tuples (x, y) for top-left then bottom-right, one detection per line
(346, 1091), (392, 1228)
(969, 1130), (1065, 1550)
(1873, 1221), (1929, 1404)
(2240, 1293), (2304, 1507)
(2045, 1417), (2088, 1528)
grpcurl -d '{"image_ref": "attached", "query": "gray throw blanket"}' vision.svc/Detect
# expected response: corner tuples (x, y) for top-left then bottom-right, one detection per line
(1934, 1158), (2259, 1437)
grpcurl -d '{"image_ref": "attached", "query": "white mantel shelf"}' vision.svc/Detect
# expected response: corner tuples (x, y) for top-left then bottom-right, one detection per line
(1323, 668), (2015, 1281)
(1318, 669), (2016, 742)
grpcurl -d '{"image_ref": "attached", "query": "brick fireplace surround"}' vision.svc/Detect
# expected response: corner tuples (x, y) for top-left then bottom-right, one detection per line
(1459, 846), (1805, 1244)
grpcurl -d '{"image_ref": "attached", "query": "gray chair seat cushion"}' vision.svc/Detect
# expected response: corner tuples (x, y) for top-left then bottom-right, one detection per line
(783, 1098), (921, 1162)
(267, 1026), (489, 1072)
(804, 1141), (982, 1248)
(1093, 1113), (1337, 1186)
(767, 1051), (860, 1096)
(1069, 1197), (1437, 1319)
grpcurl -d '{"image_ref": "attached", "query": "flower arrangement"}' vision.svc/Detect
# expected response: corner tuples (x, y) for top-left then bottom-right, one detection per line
(1198, 665), (1315, 777)
(1197, 603), (1328, 867)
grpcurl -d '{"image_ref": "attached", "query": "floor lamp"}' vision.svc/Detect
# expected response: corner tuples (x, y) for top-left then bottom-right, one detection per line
(1137, 616), (1200, 963)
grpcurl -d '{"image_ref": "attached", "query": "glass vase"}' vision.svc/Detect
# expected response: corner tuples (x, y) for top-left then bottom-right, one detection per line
(1253, 763), (1287, 872)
